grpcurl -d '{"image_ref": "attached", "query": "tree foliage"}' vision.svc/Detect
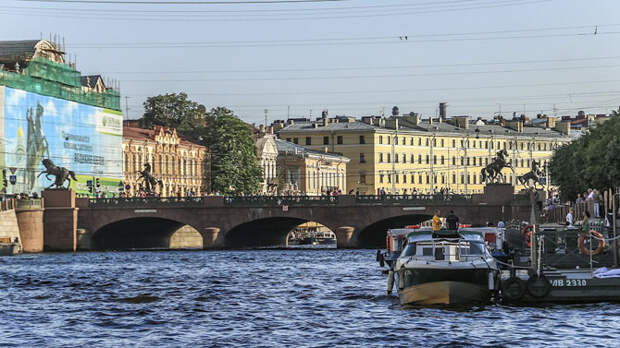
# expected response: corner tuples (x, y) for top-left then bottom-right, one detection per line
(549, 108), (620, 201)
(141, 93), (206, 134)
(190, 107), (263, 195)
(140, 94), (263, 195)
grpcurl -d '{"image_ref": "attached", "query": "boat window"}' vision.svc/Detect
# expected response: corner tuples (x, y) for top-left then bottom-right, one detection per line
(422, 247), (433, 256)
(401, 243), (416, 257)
(461, 241), (484, 255)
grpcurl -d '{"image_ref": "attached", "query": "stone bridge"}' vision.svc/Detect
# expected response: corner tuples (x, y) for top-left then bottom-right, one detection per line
(46, 184), (531, 251)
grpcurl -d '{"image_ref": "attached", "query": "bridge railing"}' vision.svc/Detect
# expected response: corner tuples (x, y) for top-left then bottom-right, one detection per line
(355, 194), (473, 204)
(88, 196), (207, 209)
(224, 195), (339, 207)
(15, 198), (44, 210)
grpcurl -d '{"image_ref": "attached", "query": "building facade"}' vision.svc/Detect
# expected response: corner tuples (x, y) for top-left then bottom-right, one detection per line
(255, 134), (278, 194)
(278, 113), (574, 195)
(275, 139), (349, 195)
(123, 126), (210, 197)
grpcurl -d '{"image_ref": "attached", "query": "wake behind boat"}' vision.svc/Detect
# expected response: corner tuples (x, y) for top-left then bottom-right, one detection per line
(380, 227), (500, 306)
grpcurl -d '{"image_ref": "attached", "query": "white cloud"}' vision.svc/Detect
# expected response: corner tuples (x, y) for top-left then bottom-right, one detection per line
(5, 88), (26, 110)
(45, 100), (57, 116)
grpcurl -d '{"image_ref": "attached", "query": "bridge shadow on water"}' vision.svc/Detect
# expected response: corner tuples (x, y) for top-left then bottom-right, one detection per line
(92, 217), (201, 251)
(356, 214), (432, 248)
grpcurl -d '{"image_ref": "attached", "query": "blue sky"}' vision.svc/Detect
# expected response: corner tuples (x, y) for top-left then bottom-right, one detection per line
(2, 0), (620, 124)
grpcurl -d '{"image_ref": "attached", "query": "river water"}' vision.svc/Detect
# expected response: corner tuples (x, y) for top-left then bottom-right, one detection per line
(1, 249), (619, 347)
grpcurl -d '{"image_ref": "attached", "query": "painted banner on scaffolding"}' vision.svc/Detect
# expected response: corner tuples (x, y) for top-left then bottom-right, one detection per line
(0, 86), (123, 195)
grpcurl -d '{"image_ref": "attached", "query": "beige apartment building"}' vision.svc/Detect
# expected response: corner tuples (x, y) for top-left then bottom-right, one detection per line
(278, 113), (574, 195)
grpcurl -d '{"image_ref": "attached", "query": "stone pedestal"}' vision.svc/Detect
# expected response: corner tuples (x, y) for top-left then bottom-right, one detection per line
(42, 189), (78, 252)
(15, 200), (45, 253)
(335, 226), (355, 249)
(202, 227), (221, 249)
(482, 184), (514, 205)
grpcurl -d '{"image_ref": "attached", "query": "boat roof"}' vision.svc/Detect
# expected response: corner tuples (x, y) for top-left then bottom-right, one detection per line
(406, 229), (485, 242)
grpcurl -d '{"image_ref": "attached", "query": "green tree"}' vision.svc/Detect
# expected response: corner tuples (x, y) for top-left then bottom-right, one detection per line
(550, 108), (620, 201)
(191, 107), (263, 195)
(141, 93), (205, 133)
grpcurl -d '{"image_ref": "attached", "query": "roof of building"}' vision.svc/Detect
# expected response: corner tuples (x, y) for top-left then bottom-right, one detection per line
(81, 75), (103, 89)
(274, 138), (349, 162)
(0, 40), (40, 61)
(279, 117), (570, 139)
(123, 126), (205, 148)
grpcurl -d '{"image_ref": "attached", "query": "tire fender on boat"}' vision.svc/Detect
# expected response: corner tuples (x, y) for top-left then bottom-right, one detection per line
(501, 277), (526, 301)
(527, 274), (552, 298)
(578, 230), (606, 256)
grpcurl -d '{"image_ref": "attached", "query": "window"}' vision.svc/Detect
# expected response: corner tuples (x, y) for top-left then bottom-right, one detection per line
(467, 157), (470, 166)
(402, 137), (406, 145)
(520, 142), (524, 150)
(419, 175), (423, 184)
(410, 137), (414, 146)
(403, 154), (407, 163)
(293, 138), (298, 144)
(452, 157), (456, 166)
(403, 175), (407, 183)
(441, 139), (445, 147)
(461, 157), (464, 166)
(473, 157), (476, 166)
(305, 137), (311, 145)
(359, 135), (365, 144)
(379, 136), (383, 144)
(411, 154), (415, 163)
(426, 175), (430, 184)
(387, 175), (391, 183)
(337, 136), (343, 145)
(433, 155), (437, 165)
(323, 136), (329, 145)
(387, 153), (391, 163)
(387, 136), (391, 145)
(441, 175), (445, 184)
(452, 173), (456, 184)
(426, 155), (430, 164)
(426, 138), (429, 146)
(395, 175), (399, 183)
(380, 174), (384, 183)
(418, 138), (422, 146)
(379, 153), (384, 162)
(418, 155), (422, 164)
(433, 138), (437, 147)
(485, 141), (488, 149)
(360, 153), (366, 163)
(461, 174), (465, 184)
(520, 159), (524, 168)
(441, 156), (445, 165)
(395, 153), (399, 163)
(360, 174), (366, 184)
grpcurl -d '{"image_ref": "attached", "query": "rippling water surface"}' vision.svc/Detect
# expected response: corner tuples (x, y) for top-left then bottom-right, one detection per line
(1, 249), (619, 347)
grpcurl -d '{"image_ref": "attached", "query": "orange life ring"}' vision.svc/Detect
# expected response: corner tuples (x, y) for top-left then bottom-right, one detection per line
(578, 230), (606, 256)
(521, 225), (533, 248)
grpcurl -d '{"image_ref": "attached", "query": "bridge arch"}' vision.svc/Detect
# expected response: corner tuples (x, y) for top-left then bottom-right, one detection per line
(356, 213), (433, 248)
(91, 217), (203, 250)
(225, 217), (336, 248)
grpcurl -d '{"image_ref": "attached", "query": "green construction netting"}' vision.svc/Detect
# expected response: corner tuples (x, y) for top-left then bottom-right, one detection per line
(0, 57), (121, 111)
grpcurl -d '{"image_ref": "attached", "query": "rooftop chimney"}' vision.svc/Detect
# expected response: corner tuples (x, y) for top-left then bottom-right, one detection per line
(321, 110), (328, 127)
(454, 116), (469, 129)
(439, 102), (447, 120)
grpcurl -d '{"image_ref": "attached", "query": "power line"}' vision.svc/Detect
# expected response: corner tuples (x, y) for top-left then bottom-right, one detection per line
(96, 55), (620, 74)
(15, 0), (353, 5)
(1, 0), (551, 22)
(117, 63), (620, 82)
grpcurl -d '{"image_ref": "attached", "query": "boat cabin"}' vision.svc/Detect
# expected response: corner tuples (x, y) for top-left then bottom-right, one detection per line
(400, 230), (490, 262)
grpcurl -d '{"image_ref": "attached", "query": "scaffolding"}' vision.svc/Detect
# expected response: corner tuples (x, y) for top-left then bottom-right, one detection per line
(0, 57), (121, 111)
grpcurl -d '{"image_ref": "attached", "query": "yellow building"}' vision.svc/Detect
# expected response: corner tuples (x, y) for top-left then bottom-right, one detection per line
(278, 113), (574, 195)
(123, 126), (210, 197)
(274, 138), (349, 195)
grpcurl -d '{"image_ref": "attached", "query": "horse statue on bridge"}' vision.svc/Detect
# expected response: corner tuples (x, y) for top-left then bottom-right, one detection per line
(138, 163), (163, 195)
(481, 149), (514, 184)
(517, 160), (545, 190)
(37, 158), (78, 189)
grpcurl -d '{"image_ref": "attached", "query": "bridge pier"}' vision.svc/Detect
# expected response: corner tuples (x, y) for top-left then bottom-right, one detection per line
(42, 189), (78, 252)
(335, 226), (355, 249)
(203, 227), (221, 249)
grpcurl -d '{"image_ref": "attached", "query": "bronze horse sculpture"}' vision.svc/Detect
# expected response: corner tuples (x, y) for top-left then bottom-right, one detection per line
(138, 163), (163, 194)
(518, 160), (544, 190)
(481, 149), (514, 184)
(37, 159), (78, 189)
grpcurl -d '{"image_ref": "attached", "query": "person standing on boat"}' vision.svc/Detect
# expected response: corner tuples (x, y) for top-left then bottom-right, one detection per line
(432, 210), (442, 231)
(446, 210), (459, 230)
(581, 211), (591, 234)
